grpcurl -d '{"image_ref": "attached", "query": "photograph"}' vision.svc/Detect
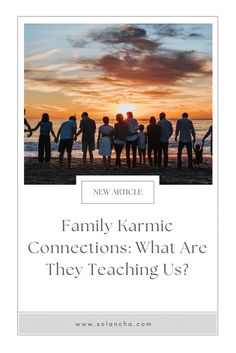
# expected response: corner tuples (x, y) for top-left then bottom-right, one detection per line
(24, 21), (213, 184)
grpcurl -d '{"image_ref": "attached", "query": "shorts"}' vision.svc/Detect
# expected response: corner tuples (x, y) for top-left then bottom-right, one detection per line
(58, 139), (73, 154)
(82, 139), (95, 153)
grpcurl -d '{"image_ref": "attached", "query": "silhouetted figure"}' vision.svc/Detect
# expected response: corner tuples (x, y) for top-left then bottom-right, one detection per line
(31, 113), (56, 165)
(75, 112), (96, 169)
(24, 109), (32, 137)
(97, 116), (114, 169)
(147, 116), (161, 167)
(193, 143), (204, 167)
(113, 114), (128, 168)
(125, 111), (139, 168)
(56, 116), (77, 168)
(175, 112), (196, 169)
(202, 125), (212, 155)
(137, 124), (147, 166)
(158, 112), (173, 168)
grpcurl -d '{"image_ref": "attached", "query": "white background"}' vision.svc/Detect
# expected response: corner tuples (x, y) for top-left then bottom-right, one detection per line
(0, 0), (235, 352)
(19, 184), (217, 312)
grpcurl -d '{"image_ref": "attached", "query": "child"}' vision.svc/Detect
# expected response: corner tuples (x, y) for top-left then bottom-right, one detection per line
(193, 142), (204, 167)
(137, 124), (147, 166)
(97, 117), (114, 168)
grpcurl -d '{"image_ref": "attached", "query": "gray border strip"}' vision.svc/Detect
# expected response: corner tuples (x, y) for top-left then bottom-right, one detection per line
(81, 180), (155, 204)
(18, 311), (217, 336)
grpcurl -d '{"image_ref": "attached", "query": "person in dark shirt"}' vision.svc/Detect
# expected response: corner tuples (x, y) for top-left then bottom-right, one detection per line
(113, 114), (128, 168)
(30, 113), (56, 165)
(193, 143), (204, 167)
(24, 109), (32, 137)
(147, 116), (161, 167)
(202, 125), (212, 156)
(75, 112), (96, 168)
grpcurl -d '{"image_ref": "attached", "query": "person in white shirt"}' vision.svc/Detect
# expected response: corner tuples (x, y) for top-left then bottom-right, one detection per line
(56, 116), (77, 168)
(175, 112), (196, 169)
(97, 116), (114, 169)
(158, 112), (173, 168)
(125, 111), (139, 168)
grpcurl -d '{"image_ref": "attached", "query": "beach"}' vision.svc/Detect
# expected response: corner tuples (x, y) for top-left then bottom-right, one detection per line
(24, 156), (212, 185)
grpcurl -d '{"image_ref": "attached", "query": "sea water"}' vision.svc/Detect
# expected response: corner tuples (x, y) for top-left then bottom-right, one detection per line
(24, 118), (212, 158)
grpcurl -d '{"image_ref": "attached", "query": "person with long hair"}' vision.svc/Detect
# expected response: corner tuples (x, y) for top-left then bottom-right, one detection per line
(113, 114), (128, 169)
(31, 113), (56, 166)
(147, 116), (161, 167)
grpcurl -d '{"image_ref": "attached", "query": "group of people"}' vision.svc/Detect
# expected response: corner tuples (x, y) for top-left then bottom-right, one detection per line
(24, 109), (212, 169)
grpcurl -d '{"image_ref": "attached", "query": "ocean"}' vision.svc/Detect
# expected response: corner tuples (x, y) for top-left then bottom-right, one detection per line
(24, 118), (212, 158)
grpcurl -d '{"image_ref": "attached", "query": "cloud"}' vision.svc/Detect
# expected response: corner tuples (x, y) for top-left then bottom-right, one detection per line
(25, 49), (61, 63)
(69, 25), (160, 51)
(27, 104), (66, 112)
(67, 36), (87, 48)
(93, 50), (211, 85)
(188, 33), (204, 38)
(24, 63), (80, 74)
(155, 25), (205, 40)
(155, 24), (183, 37)
(24, 76), (97, 95)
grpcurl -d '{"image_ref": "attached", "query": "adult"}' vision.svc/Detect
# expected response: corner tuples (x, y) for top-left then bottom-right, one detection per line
(56, 116), (77, 168)
(202, 125), (212, 155)
(125, 111), (139, 168)
(97, 116), (114, 169)
(175, 112), (196, 169)
(158, 112), (173, 168)
(24, 109), (32, 137)
(31, 113), (56, 165)
(147, 116), (161, 167)
(113, 114), (128, 169)
(75, 112), (96, 169)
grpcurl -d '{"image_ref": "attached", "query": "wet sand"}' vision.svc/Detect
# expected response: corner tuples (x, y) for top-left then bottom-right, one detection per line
(24, 157), (212, 185)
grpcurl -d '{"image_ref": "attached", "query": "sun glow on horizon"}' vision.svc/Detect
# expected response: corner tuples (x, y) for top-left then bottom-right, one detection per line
(116, 103), (136, 116)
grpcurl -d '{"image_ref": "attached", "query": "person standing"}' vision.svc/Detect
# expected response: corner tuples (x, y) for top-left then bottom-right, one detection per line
(137, 124), (147, 166)
(125, 111), (139, 168)
(75, 112), (96, 169)
(202, 125), (212, 156)
(31, 113), (56, 166)
(175, 112), (196, 169)
(158, 112), (173, 168)
(147, 116), (161, 167)
(56, 116), (77, 168)
(24, 109), (32, 137)
(113, 114), (128, 169)
(97, 116), (114, 169)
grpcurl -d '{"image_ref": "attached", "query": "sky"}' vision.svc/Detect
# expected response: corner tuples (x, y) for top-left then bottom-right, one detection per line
(24, 23), (212, 120)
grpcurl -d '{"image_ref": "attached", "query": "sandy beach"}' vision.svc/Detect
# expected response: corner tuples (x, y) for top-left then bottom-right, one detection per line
(24, 157), (212, 185)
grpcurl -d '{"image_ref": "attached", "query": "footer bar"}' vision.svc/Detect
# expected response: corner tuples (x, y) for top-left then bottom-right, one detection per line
(18, 311), (218, 335)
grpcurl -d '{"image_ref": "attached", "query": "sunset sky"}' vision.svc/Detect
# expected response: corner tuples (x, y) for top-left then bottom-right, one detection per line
(24, 23), (212, 120)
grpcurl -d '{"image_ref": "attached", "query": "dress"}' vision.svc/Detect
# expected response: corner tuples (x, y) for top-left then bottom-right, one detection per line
(99, 125), (114, 156)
